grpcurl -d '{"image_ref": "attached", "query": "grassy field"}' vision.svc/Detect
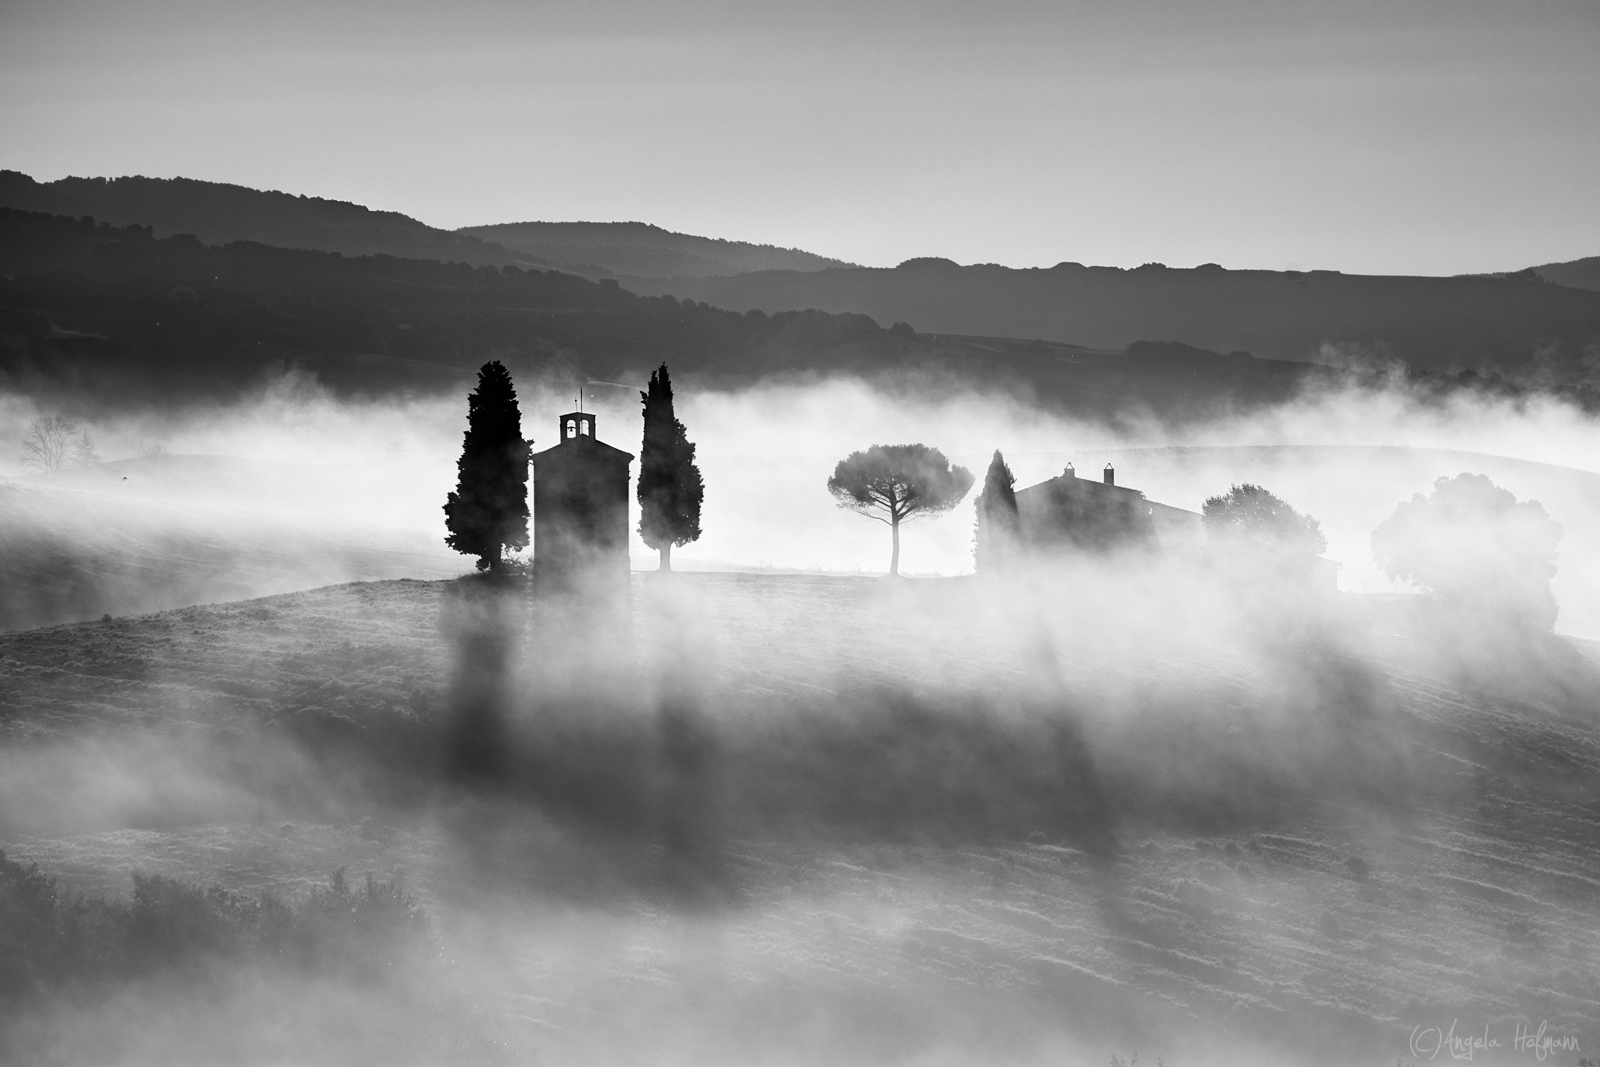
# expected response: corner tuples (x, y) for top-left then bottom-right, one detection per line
(2, 572), (1598, 1065)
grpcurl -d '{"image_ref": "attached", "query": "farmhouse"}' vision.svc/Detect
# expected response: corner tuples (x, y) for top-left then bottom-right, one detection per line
(530, 408), (633, 598)
(1011, 462), (1340, 590)
(1013, 462), (1202, 554)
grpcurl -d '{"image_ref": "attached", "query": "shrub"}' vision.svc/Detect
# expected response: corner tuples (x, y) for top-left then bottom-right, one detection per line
(0, 851), (431, 1001)
(1372, 473), (1563, 630)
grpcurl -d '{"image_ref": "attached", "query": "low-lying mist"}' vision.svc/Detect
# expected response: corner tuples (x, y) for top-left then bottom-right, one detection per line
(5, 366), (1600, 630)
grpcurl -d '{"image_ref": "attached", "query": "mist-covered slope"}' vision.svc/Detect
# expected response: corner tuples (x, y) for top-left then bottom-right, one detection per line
(625, 258), (1600, 376)
(456, 220), (856, 280)
(0, 470), (461, 632)
(3, 574), (1598, 1063)
(0, 170), (526, 268)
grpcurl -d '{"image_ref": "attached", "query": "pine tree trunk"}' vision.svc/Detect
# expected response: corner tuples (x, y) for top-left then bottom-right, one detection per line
(889, 516), (901, 576)
(659, 543), (672, 572)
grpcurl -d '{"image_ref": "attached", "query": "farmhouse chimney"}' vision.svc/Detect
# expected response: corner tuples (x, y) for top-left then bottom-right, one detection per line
(1103, 463), (1115, 486)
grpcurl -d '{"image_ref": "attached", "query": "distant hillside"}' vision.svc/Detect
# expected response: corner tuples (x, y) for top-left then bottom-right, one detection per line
(625, 259), (1600, 376)
(457, 220), (856, 280)
(0, 170), (527, 268)
(0, 208), (1343, 421)
(1531, 254), (1600, 292)
(0, 171), (854, 281)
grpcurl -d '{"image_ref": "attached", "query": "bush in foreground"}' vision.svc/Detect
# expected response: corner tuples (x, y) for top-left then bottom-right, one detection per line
(0, 850), (432, 1000)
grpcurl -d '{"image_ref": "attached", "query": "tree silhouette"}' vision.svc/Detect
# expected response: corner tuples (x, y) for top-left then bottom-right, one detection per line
(443, 361), (530, 575)
(1203, 483), (1326, 573)
(1372, 472), (1563, 630)
(974, 449), (1021, 573)
(829, 444), (974, 576)
(636, 363), (703, 571)
(20, 415), (97, 474)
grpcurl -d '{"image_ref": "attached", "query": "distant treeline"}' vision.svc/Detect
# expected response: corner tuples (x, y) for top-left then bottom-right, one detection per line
(629, 256), (1600, 379)
(0, 168), (525, 269)
(0, 208), (901, 408)
(0, 207), (1371, 419)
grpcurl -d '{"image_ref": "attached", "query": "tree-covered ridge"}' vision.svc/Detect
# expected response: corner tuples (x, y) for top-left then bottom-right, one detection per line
(0, 208), (895, 407)
(1, 208), (1361, 420)
(0, 169), (524, 268)
(0, 170), (858, 281)
(456, 220), (858, 280)
(626, 255), (1600, 377)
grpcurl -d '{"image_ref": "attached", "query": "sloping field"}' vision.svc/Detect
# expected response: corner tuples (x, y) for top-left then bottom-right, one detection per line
(2, 575), (1597, 1065)
(0, 465), (463, 632)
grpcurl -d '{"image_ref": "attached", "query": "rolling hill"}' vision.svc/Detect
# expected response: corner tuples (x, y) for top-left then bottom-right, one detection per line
(9, 169), (1599, 385)
(1530, 254), (1600, 293)
(0, 467), (462, 632)
(0, 171), (855, 280)
(0, 169), (526, 269)
(0, 208), (1339, 419)
(454, 220), (856, 279)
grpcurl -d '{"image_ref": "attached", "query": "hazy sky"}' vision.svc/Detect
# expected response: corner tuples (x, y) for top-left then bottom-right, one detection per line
(2, 0), (1597, 274)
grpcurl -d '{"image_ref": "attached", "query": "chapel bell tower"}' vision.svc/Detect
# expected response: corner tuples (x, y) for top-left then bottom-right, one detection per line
(530, 408), (633, 600)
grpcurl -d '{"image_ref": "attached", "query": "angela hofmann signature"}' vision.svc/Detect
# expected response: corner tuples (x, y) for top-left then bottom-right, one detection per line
(1408, 1019), (1582, 1061)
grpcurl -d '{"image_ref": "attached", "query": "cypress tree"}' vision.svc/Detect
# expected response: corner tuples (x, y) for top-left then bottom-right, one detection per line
(637, 363), (703, 571)
(974, 449), (1021, 573)
(443, 361), (530, 574)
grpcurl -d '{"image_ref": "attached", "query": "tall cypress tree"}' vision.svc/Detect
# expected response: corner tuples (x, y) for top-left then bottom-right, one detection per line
(974, 449), (1021, 574)
(444, 361), (529, 574)
(637, 363), (703, 571)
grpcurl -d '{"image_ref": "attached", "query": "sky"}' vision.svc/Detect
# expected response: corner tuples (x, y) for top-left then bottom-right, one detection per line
(1, 0), (1597, 275)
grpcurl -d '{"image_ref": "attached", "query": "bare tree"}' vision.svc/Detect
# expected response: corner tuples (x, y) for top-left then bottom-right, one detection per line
(21, 416), (83, 474)
(20, 416), (101, 474)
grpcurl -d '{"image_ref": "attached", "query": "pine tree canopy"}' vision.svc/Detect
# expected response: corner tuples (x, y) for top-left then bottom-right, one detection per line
(637, 363), (704, 551)
(443, 360), (530, 571)
(828, 443), (973, 576)
(828, 444), (974, 526)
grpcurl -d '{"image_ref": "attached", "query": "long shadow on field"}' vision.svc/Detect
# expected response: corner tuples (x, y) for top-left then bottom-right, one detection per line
(441, 580), (518, 785)
(436, 577), (1118, 901)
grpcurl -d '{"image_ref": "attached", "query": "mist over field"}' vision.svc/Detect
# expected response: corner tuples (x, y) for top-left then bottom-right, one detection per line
(4, 538), (1599, 1064)
(7, 368), (1600, 629)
